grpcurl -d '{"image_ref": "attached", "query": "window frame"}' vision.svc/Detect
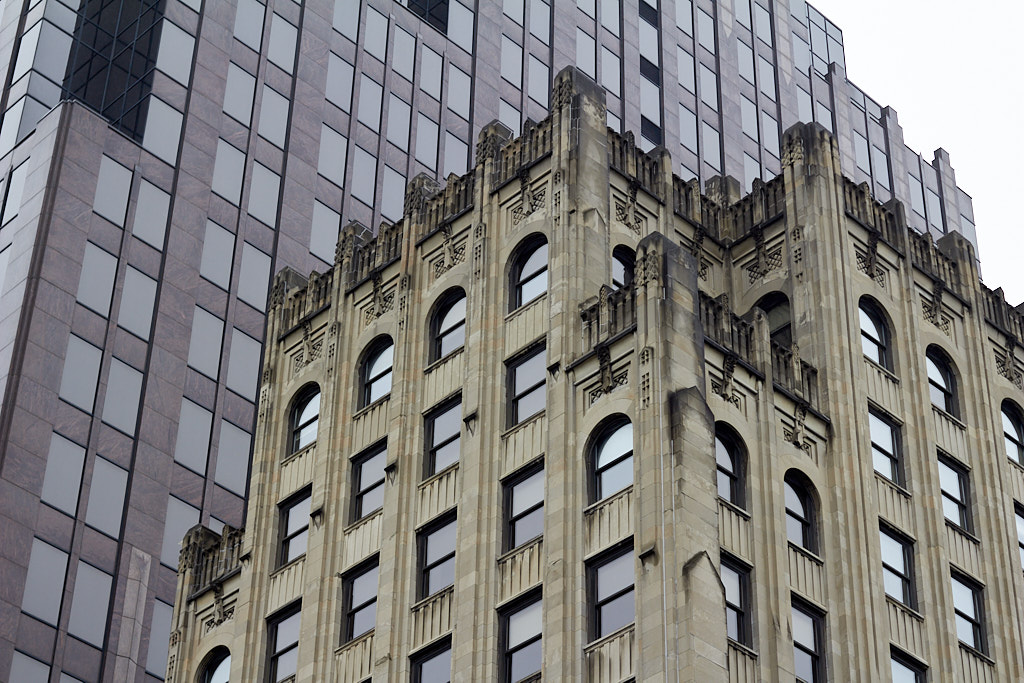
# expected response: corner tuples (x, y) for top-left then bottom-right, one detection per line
(590, 418), (634, 503)
(417, 513), (458, 600)
(868, 408), (902, 485)
(791, 598), (824, 683)
(1015, 503), (1024, 573)
(499, 592), (543, 683)
(890, 647), (927, 682)
(431, 290), (467, 362)
(721, 554), (752, 647)
(926, 347), (958, 416)
(503, 462), (545, 552)
(938, 455), (971, 532)
(879, 525), (915, 608)
(289, 385), (321, 454)
(1002, 401), (1024, 465)
(507, 345), (547, 427)
(199, 647), (231, 683)
(278, 488), (311, 568)
(784, 472), (817, 554)
(425, 398), (462, 478)
(267, 605), (301, 683)
(950, 571), (986, 653)
(360, 337), (394, 408)
(715, 424), (745, 508)
(341, 555), (379, 643)
(611, 245), (635, 289)
(510, 236), (549, 311)
(411, 636), (452, 683)
(858, 299), (890, 369)
(588, 543), (636, 641)
(351, 442), (387, 523)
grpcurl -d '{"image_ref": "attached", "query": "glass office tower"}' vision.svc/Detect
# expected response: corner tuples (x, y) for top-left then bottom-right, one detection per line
(0, 0), (977, 680)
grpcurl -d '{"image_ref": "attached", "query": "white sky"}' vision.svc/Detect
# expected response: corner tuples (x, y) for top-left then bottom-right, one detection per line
(810, 0), (1024, 305)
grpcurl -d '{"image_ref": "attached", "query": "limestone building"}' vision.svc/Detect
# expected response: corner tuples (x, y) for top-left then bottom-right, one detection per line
(0, 1), (988, 680)
(167, 68), (1024, 683)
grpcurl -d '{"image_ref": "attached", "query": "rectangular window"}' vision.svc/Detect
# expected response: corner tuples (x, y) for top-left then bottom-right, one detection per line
(589, 545), (635, 640)
(76, 243), (117, 317)
(188, 307), (225, 375)
(342, 557), (379, 641)
(508, 346), (546, 426)
(352, 443), (386, 521)
(118, 266), (157, 339)
(415, 114), (439, 170)
(279, 489), (311, 566)
(41, 433), (86, 515)
(93, 156), (133, 227)
(393, 27), (415, 80)
(412, 639), (452, 682)
(1015, 504), (1024, 572)
(269, 607), (301, 683)
(161, 497), (200, 567)
(357, 74), (383, 132)
(504, 465), (544, 551)
(791, 600), (824, 683)
(131, 180), (170, 249)
(951, 572), (985, 652)
(67, 562), (112, 647)
(60, 335), (102, 413)
(364, 7), (388, 61)
(890, 649), (926, 682)
(22, 539), (68, 624)
(426, 400), (461, 476)
(1, 161), (27, 226)
(879, 526), (914, 607)
(326, 54), (354, 111)
(501, 35), (522, 87)
(721, 556), (751, 646)
(938, 456), (971, 531)
(419, 515), (457, 599)
(502, 596), (542, 682)
(577, 29), (595, 77)
(84, 457), (128, 538)
(421, 46), (443, 100)
(869, 410), (901, 484)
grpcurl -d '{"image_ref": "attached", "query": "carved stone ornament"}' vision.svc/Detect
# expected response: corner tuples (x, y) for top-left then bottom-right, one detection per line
(922, 279), (951, 335)
(476, 129), (503, 163)
(712, 353), (740, 406)
(553, 77), (573, 110)
(511, 168), (546, 224)
(615, 179), (644, 235)
(433, 224), (467, 278)
(783, 402), (812, 452)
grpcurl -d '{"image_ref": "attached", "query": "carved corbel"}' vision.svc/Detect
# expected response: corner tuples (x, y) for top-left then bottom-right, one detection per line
(597, 344), (613, 393)
(790, 401), (809, 448)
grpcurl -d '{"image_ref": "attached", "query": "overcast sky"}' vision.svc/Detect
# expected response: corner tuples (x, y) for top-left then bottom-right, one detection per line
(809, 0), (1024, 305)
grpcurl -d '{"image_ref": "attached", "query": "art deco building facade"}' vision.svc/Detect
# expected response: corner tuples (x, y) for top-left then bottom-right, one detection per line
(167, 70), (1024, 683)
(0, 1), (988, 681)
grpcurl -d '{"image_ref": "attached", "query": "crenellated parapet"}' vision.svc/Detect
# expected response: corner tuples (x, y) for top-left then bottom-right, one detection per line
(178, 525), (245, 598)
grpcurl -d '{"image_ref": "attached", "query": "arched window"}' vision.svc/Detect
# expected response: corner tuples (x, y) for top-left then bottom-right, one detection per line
(612, 246), (635, 289)
(591, 419), (634, 502)
(755, 292), (791, 346)
(290, 387), (320, 453)
(784, 472), (817, 554)
(200, 647), (231, 683)
(926, 347), (957, 416)
(1003, 401), (1024, 464)
(431, 290), (466, 361)
(716, 425), (746, 509)
(859, 298), (891, 368)
(361, 338), (394, 407)
(510, 237), (549, 310)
